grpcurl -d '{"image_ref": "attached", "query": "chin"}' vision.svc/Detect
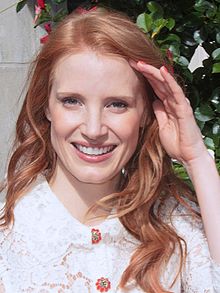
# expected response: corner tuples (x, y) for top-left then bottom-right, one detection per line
(74, 170), (119, 185)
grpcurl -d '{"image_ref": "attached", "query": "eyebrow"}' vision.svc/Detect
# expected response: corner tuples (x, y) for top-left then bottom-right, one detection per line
(56, 92), (136, 102)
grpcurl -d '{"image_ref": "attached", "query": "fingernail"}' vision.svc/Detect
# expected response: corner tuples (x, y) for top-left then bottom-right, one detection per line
(138, 60), (146, 66)
(163, 65), (168, 72)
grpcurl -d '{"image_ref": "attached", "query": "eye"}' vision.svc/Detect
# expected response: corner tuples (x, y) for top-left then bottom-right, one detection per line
(107, 101), (128, 111)
(61, 97), (82, 107)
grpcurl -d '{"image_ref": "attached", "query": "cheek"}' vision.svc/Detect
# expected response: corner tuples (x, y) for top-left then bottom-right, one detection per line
(114, 114), (141, 140)
(49, 111), (78, 138)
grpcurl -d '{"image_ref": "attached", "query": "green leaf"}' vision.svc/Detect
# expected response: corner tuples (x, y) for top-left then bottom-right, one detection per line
(53, 8), (67, 22)
(136, 13), (146, 31)
(212, 63), (220, 73)
(212, 123), (220, 135)
(16, 0), (27, 13)
(136, 13), (152, 32)
(45, 3), (52, 13)
(168, 44), (180, 57)
(204, 137), (215, 150)
(195, 105), (215, 121)
(165, 18), (175, 30)
(194, 0), (217, 17)
(212, 48), (220, 60)
(193, 29), (207, 44)
(160, 34), (181, 44)
(213, 135), (220, 148)
(144, 14), (153, 32)
(211, 87), (220, 107)
(200, 103), (215, 116)
(206, 3), (217, 18)
(182, 68), (193, 82)
(151, 18), (167, 38)
(211, 87), (220, 100)
(176, 56), (189, 67)
(210, 88), (220, 112)
(34, 9), (52, 27)
(52, 0), (66, 3)
(147, 1), (163, 16)
(196, 120), (205, 130)
(216, 32), (220, 44)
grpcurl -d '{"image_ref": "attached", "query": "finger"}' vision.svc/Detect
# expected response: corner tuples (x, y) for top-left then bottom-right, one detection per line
(160, 66), (188, 105)
(129, 60), (172, 101)
(152, 99), (169, 130)
(146, 79), (169, 101)
(137, 61), (165, 82)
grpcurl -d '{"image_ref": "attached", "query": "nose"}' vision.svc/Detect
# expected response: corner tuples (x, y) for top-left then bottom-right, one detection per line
(81, 108), (108, 141)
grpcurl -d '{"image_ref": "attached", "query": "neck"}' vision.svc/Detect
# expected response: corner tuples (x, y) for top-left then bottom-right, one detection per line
(49, 162), (120, 225)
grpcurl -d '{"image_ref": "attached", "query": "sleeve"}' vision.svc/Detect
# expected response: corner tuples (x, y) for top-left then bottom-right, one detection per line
(180, 216), (220, 293)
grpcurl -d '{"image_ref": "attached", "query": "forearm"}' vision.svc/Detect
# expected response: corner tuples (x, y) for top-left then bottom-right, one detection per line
(184, 153), (220, 263)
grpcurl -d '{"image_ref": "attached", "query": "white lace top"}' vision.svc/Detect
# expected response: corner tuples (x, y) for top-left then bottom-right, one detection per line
(0, 179), (220, 293)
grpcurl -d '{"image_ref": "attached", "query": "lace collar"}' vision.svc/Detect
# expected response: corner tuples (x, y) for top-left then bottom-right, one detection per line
(12, 179), (139, 254)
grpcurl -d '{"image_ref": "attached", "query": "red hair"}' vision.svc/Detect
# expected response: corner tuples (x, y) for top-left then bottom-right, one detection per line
(1, 9), (198, 292)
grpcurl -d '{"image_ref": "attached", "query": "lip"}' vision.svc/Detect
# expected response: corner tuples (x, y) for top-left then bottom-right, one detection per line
(71, 143), (117, 163)
(71, 141), (116, 148)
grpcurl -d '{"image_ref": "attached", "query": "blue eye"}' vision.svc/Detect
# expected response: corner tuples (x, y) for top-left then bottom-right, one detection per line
(108, 101), (128, 109)
(62, 97), (81, 106)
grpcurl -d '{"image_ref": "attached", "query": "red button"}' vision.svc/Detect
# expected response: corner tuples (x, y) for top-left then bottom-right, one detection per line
(91, 228), (102, 244)
(96, 277), (111, 292)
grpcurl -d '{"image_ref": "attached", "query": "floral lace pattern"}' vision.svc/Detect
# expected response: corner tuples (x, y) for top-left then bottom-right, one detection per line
(0, 179), (220, 292)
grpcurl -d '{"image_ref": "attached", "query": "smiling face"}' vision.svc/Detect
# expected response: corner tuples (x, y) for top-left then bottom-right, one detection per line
(47, 50), (146, 187)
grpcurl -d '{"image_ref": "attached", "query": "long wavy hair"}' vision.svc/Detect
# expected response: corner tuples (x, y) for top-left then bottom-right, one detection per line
(0, 9), (198, 292)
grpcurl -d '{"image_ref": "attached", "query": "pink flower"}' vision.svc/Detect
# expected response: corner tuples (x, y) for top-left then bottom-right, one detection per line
(40, 34), (49, 44)
(37, 0), (45, 9)
(34, 5), (42, 23)
(40, 23), (52, 44)
(44, 23), (51, 33)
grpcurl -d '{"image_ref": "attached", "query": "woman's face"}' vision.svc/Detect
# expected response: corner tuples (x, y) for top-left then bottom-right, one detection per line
(47, 50), (145, 185)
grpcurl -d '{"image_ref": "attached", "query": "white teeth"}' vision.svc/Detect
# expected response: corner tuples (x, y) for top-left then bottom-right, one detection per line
(75, 144), (114, 155)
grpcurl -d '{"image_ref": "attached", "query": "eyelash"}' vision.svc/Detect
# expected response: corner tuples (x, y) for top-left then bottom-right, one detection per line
(61, 97), (128, 110)
(107, 101), (128, 109)
(62, 97), (81, 106)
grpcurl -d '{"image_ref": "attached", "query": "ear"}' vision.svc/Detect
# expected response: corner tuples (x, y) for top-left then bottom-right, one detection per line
(45, 107), (51, 122)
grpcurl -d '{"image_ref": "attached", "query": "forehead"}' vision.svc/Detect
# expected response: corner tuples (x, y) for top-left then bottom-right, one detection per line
(51, 50), (145, 97)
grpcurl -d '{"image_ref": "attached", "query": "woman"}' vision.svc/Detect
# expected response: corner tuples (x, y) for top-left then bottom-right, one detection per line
(0, 9), (220, 293)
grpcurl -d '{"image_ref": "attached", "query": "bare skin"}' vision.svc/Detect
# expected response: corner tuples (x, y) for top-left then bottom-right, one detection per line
(130, 60), (220, 263)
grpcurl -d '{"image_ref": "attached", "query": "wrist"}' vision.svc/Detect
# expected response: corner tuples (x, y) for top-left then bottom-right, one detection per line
(183, 151), (216, 178)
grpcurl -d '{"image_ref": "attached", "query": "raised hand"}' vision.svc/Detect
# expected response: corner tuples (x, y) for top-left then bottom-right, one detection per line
(130, 60), (208, 166)
(130, 60), (220, 263)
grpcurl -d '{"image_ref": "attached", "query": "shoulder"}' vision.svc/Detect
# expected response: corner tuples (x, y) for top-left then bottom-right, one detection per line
(0, 178), (55, 240)
(160, 196), (205, 247)
(0, 178), (71, 267)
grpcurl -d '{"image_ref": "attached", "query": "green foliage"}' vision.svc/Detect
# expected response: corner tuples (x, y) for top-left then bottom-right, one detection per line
(16, 0), (220, 179)
(16, 0), (28, 13)
(99, 0), (220, 178)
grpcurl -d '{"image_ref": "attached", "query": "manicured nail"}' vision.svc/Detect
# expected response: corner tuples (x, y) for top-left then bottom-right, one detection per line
(138, 60), (147, 66)
(163, 65), (168, 72)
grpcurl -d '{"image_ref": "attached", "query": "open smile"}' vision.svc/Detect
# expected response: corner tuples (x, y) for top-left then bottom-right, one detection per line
(72, 143), (117, 156)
